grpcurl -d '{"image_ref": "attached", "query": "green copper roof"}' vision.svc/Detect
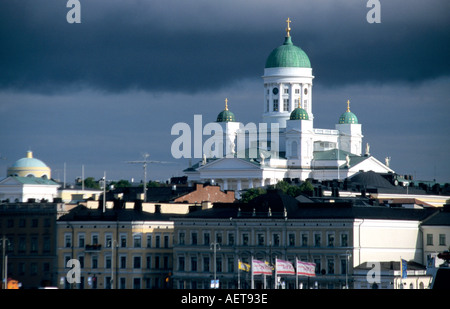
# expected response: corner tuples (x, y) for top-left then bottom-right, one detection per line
(290, 107), (309, 120)
(216, 109), (236, 122)
(265, 36), (311, 68)
(12, 176), (59, 186)
(339, 111), (358, 124)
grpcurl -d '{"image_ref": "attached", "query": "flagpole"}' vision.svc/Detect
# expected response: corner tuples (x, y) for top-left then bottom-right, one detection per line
(274, 256), (277, 289)
(251, 256), (254, 289)
(238, 259), (240, 289)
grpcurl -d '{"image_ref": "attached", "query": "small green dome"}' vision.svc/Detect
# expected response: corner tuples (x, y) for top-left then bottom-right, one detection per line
(290, 107), (309, 120)
(339, 100), (358, 124)
(216, 109), (236, 122)
(265, 36), (311, 69)
(339, 111), (358, 124)
(216, 99), (236, 122)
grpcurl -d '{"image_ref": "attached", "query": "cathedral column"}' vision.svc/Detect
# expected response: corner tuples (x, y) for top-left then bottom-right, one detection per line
(278, 83), (282, 112)
(237, 179), (242, 191)
(289, 83), (294, 112)
(223, 179), (228, 191)
(248, 179), (254, 189)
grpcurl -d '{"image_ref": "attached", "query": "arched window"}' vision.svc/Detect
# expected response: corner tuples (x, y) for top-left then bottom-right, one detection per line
(291, 141), (298, 158)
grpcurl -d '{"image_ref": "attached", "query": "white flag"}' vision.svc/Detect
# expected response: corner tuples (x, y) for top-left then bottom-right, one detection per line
(252, 260), (272, 275)
(276, 259), (295, 275)
(296, 261), (316, 277)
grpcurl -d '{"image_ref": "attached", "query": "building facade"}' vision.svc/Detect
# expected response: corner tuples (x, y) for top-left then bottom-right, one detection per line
(171, 190), (438, 289)
(421, 205), (450, 270)
(56, 203), (177, 289)
(0, 176), (59, 203)
(0, 202), (64, 288)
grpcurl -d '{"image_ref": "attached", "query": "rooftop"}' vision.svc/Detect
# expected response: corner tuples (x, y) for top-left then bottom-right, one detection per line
(57, 204), (182, 222)
(178, 189), (438, 221)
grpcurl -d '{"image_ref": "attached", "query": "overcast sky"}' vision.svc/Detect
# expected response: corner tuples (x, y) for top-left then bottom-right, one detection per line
(0, 0), (449, 184)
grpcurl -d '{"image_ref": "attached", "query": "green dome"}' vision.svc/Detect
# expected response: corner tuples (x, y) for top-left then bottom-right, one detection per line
(339, 111), (358, 124)
(290, 107), (309, 120)
(217, 99), (236, 122)
(216, 109), (236, 122)
(265, 36), (311, 68)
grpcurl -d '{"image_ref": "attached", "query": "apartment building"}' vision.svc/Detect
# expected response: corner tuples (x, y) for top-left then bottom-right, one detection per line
(0, 202), (65, 288)
(421, 205), (450, 267)
(56, 202), (179, 289)
(172, 189), (439, 289)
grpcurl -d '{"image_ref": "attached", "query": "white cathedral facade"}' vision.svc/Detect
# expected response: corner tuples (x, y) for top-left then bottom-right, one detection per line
(184, 19), (393, 193)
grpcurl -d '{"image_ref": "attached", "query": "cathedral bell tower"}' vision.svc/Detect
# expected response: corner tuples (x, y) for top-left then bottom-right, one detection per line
(335, 100), (363, 156)
(262, 18), (314, 130)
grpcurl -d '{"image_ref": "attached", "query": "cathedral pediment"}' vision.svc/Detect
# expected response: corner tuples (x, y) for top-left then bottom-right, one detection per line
(197, 157), (261, 171)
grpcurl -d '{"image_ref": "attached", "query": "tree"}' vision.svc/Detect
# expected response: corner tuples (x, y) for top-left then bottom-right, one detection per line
(240, 180), (315, 202)
(110, 179), (131, 188)
(240, 187), (266, 203)
(148, 181), (160, 188)
(299, 180), (314, 194)
(84, 177), (100, 189)
(274, 180), (314, 197)
(274, 181), (291, 193)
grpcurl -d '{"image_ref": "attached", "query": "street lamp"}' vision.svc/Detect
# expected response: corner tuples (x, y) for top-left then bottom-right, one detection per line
(1, 236), (10, 289)
(210, 242), (221, 289)
(345, 250), (352, 289)
(108, 240), (118, 289)
(101, 172), (106, 213)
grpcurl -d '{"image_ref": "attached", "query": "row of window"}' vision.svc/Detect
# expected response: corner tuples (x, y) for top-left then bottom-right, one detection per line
(6, 261), (52, 277)
(63, 254), (170, 271)
(65, 276), (162, 289)
(64, 233), (171, 249)
(176, 255), (349, 276)
(426, 233), (447, 246)
(266, 87), (308, 95)
(1, 217), (52, 228)
(1, 235), (52, 254)
(178, 231), (349, 248)
(266, 99), (308, 112)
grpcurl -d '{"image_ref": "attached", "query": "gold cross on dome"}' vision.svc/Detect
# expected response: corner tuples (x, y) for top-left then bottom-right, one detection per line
(298, 96), (302, 108)
(347, 99), (351, 112)
(225, 98), (228, 110)
(286, 17), (292, 37)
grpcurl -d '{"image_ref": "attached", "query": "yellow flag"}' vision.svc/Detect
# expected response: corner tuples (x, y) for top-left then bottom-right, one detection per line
(239, 261), (250, 272)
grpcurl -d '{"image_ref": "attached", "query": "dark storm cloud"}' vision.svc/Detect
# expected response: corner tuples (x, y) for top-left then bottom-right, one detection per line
(0, 0), (449, 94)
(1, 0), (449, 183)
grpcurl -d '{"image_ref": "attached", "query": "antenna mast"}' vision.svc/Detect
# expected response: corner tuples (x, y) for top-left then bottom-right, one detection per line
(126, 153), (174, 202)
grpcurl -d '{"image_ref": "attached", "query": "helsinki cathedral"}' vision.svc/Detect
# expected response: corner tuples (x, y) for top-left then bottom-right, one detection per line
(184, 18), (393, 193)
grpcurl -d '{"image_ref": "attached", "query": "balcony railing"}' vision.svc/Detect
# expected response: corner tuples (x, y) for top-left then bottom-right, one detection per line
(85, 244), (102, 251)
